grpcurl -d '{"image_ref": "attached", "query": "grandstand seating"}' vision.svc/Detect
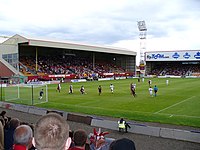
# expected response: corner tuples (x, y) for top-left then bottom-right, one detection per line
(19, 55), (200, 78)
(19, 56), (126, 79)
(147, 62), (200, 76)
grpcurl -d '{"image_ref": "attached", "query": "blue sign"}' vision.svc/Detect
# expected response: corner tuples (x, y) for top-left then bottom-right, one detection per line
(183, 52), (190, 59)
(147, 54), (169, 59)
(194, 52), (200, 59)
(146, 50), (200, 61)
(172, 52), (180, 59)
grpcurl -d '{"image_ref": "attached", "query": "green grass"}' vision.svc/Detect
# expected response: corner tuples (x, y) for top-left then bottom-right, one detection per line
(4, 78), (200, 127)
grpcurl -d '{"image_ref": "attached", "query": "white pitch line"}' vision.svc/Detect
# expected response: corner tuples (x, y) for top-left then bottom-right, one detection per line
(154, 96), (196, 114)
(157, 112), (200, 119)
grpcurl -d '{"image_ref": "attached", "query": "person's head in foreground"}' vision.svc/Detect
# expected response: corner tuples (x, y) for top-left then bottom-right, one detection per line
(109, 138), (136, 150)
(13, 124), (33, 149)
(34, 113), (71, 150)
(73, 129), (87, 148)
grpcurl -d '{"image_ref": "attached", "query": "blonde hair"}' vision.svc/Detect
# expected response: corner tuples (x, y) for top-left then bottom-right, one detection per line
(34, 113), (69, 150)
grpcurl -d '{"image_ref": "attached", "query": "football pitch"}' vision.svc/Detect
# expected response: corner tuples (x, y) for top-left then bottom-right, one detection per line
(7, 78), (200, 127)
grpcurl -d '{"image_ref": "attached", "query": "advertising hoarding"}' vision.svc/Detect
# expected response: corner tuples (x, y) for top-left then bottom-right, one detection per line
(145, 50), (200, 61)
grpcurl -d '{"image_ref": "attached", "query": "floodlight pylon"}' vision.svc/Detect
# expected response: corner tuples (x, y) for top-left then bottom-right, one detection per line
(137, 21), (147, 76)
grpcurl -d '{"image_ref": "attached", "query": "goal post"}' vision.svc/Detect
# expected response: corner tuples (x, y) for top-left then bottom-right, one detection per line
(3, 83), (48, 105)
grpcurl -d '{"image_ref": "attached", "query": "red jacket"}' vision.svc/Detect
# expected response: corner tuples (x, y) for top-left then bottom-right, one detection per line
(68, 147), (85, 150)
(13, 144), (27, 150)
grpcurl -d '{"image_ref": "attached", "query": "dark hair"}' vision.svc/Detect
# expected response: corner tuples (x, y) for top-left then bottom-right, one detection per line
(9, 118), (20, 129)
(69, 130), (74, 139)
(109, 138), (136, 150)
(119, 118), (124, 124)
(73, 129), (87, 147)
(46, 110), (63, 116)
(0, 111), (6, 116)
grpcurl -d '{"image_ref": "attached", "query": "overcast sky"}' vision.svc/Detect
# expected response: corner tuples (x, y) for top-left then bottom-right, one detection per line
(0, 0), (200, 65)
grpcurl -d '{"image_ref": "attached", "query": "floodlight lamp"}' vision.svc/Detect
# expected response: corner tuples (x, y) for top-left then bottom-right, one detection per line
(137, 21), (147, 31)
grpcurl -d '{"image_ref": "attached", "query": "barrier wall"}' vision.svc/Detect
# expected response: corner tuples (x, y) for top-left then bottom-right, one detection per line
(160, 128), (200, 143)
(67, 113), (92, 125)
(91, 118), (117, 130)
(28, 107), (47, 116)
(14, 104), (29, 113)
(91, 118), (200, 143)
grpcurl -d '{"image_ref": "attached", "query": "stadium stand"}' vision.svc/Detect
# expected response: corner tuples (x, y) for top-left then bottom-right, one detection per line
(147, 62), (200, 76)
(19, 55), (127, 80)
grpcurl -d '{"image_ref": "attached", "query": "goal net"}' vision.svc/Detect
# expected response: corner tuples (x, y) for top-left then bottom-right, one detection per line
(4, 85), (20, 101)
(4, 84), (48, 105)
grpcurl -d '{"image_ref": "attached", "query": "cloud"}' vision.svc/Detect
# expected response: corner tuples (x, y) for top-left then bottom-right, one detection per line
(0, 0), (200, 65)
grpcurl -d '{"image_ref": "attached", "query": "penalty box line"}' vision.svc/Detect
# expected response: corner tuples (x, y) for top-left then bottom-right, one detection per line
(154, 96), (196, 114)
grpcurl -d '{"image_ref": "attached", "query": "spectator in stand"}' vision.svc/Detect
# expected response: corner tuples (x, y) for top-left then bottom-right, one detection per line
(0, 121), (4, 150)
(13, 124), (33, 150)
(4, 118), (20, 150)
(109, 138), (136, 150)
(0, 110), (9, 126)
(33, 113), (71, 150)
(0, 116), (5, 128)
(69, 129), (88, 150)
(89, 128), (112, 150)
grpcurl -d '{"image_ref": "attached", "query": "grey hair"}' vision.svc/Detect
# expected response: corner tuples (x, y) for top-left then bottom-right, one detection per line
(13, 124), (33, 146)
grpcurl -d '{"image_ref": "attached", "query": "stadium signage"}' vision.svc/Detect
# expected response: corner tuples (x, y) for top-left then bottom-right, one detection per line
(146, 54), (169, 59)
(146, 50), (200, 61)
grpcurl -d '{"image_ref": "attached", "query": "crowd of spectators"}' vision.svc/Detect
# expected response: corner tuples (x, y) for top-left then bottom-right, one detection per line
(18, 55), (200, 78)
(0, 110), (136, 150)
(148, 63), (200, 76)
(19, 56), (126, 78)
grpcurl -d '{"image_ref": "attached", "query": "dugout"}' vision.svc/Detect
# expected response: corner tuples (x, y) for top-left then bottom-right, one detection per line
(0, 34), (137, 80)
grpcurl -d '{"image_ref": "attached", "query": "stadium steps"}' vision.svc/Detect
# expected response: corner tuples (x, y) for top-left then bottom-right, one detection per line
(19, 61), (38, 76)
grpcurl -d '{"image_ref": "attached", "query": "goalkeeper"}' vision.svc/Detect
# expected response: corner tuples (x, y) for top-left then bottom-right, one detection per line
(39, 89), (44, 100)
